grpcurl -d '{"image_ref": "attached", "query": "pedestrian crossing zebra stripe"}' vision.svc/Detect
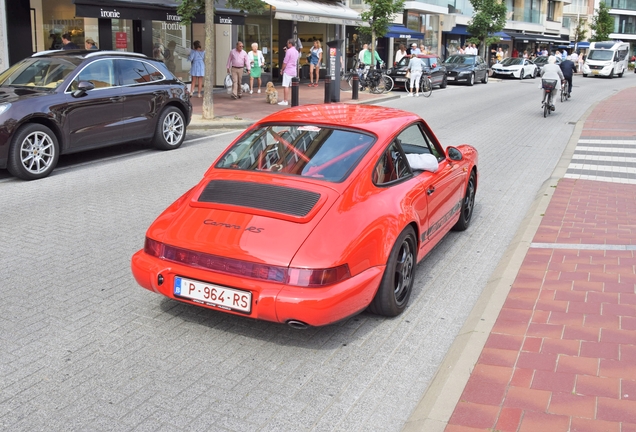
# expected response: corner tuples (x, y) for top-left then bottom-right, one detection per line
(565, 138), (636, 184)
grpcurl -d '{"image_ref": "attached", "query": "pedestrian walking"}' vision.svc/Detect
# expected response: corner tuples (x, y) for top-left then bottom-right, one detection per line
(226, 41), (250, 100)
(188, 40), (205, 97)
(248, 42), (265, 94)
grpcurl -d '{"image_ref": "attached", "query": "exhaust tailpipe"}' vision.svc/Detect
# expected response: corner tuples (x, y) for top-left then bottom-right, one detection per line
(287, 320), (310, 330)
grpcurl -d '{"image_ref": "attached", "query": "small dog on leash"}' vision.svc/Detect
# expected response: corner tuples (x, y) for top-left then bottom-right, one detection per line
(241, 83), (250, 94)
(265, 82), (278, 105)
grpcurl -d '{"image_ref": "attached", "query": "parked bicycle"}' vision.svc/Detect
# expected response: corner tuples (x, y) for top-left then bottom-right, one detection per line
(340, 60), (394, 94)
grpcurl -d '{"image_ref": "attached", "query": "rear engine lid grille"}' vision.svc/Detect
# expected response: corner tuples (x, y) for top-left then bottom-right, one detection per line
(198, 180), (321, 217)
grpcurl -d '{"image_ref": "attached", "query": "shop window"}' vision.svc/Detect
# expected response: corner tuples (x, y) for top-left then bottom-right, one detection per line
(547, 0), (556, 21)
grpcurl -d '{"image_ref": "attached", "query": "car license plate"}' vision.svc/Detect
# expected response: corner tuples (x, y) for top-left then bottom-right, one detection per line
(396, 78), (407, 82)
(174, 276), (252, 313)
(447, 76), (455, 80)
(592, 70), (599, 75)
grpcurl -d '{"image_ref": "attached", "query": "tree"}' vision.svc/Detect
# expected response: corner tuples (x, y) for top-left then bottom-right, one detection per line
(590, 1), (614, 42)
(573, 17), (588, 43)
(358, 0), (405, 70)
(467, 0), (507, 58)
(178, 0), (266, 119)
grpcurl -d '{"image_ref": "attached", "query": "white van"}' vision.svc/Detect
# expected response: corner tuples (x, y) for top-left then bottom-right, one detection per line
(583, 41), (630, 78)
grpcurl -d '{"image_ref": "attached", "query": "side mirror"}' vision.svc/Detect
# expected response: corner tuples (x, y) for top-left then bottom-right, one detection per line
(447, 146), (463, 161)
(72, 81), (95, 97)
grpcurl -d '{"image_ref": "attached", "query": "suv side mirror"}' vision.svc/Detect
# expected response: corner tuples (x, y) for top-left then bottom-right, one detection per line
(72, 81), (95, 97)
(447, 146), (463, 161)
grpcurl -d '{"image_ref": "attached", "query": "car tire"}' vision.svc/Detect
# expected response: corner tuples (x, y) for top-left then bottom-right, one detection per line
(468, 73), (474, 86)
(7, 123), (60, 180)
(618, 68), (624, 78)
(583, 73), (588, 77)
(609, 70), (614, 79)
(153, 106), (186, 150)
(452, 170), (477, 232)
(519, 69), (525, 80)
(368, 226), (417, 317)
(532, 69), (537, 79)
(482, 72), (488, 84)
(440, 75), (447, 89)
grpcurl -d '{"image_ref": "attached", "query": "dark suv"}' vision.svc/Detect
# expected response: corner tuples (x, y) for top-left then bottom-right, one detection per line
(0, 50), (192, 180)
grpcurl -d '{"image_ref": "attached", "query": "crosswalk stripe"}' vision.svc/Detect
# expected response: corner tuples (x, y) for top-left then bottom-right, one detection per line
(565, 139), (636, 184)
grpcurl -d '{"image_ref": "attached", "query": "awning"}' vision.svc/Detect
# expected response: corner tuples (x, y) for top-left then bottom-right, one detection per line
(263, 0), (365, 26)
(385, 25), (424, 39)
(492, 31), (511, 41)
(445, 24), (470, 36)
(73, 0), (245, 24)
(505, 32), (561, 44)
(575, 41), (590, 49)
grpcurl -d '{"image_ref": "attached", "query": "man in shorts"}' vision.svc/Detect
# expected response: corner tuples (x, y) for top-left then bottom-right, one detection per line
(279, 39), (299, 106)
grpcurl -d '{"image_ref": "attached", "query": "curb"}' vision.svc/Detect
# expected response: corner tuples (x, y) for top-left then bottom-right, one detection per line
(187, 92), (401, 130)
(401, 99), (598, 432)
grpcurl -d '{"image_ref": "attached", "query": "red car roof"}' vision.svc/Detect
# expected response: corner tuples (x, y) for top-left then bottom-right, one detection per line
(254, 104), (420, 137)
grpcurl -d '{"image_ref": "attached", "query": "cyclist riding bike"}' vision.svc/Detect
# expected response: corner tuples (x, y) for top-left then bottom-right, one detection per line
(559, 55), (576, 98)
(540, 55), (564, 112)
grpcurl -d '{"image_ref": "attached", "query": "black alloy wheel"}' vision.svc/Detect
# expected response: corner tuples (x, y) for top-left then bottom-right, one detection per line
(368, 226), (417, 317)
(452, 170), (476, 231)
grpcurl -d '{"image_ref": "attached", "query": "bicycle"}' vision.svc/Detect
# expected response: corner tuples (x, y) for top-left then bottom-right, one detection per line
(560, 80), (569, 102)
(541, 79), (557, 118)
(419, 75), (433, 97)
(341, 60), (394, 94)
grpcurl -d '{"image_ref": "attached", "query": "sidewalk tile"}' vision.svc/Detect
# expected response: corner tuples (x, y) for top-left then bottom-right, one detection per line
(516, 352), (558, 371)
(588, 292), (619, 304)
(531, 370), (576, 393)
(576, 263), (606, 274)
(620, 345), (636, 363)
(622, 317), (636, 331)
(596, 397), (636, 423)
(445, 424), (489, 432)
(554, 290), (586, 302)
(531, 310), (551, 324)
(527, 323), (563, 339)
(521, 337), (542, 353)
(477, 348), (519, 368)
(621, 293), (636, 305)
(602, 303), (636, 317)
(604, 282), (636, 293)
(502, 386), (551, 411)
(556, 355), (599, 375)
(541, 338), (580, 356)
(470, 364), (514, 385)
(498, 308), (533, 323)
(590, 272), (620, 283)
(492, 319), (529, 336)
(563, 325), (599, 342)
(447, 401), (499, 429)
(509, 288), (541, 299)
(579, 341), (620, 360)
(549, 311), (584, 326)
(548, 261), (577, 272)
(502, 297), (536, 311)
(547, 392), (596, 418)
(568, 301), (601, 315)
(459, 378), (507, 406)
(539, 290), (557, 300)
(569, 417), (620, 432)
(575, 375), (620, 399)
(584, 314), (620, 329)
(571, 281), (605, 293)
(484, 334), (524, 351)
(518, 411), (570, 432)
(622, 380), (636, 400)
(510, 368), (534, 388)
(600, 359), (636, 379)
(600, 328), (636, 344)
(494, 407), (522, 432)
(542, 280), (574, 291)
(624, 423), (636, 432)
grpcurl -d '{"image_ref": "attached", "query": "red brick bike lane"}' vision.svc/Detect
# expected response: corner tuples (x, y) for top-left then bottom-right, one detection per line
(445, 87), (636, 432)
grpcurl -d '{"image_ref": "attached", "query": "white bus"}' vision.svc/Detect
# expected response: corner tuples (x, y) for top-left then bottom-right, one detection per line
(582, 41), (630, 78)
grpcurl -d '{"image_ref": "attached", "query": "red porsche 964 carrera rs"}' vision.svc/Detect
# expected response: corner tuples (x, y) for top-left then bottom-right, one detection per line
(131, 104), (478, 328)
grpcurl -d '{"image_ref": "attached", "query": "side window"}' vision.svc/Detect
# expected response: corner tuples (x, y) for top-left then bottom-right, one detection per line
(75, 60), (116, 89)
(373, 143), (410, 185)
(119, 59), (152, 85)
(396, 123), (443, 160)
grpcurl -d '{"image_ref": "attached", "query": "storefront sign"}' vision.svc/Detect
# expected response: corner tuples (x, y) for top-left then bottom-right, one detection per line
(116, 32), (127, 49)
(213, 15), (245, 25)
(75, 3), (221, 24)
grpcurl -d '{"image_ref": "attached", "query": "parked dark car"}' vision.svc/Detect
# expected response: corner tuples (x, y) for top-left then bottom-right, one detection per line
(532, 55), (562, 73)
(0, 50), (192, 180)
(388, 54), (447, 91)
(443, 54), (489, 86)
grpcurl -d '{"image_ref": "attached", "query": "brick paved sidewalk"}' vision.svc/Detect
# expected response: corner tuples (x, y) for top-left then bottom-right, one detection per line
(445, 87), (636, 432)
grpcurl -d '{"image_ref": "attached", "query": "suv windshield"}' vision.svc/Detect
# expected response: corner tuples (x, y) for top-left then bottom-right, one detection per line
(0, 58), (78, 90)
(216, 125), (375, 182)
(587, 50), (614, 61)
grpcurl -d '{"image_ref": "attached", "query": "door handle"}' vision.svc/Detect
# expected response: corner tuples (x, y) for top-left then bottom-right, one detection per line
(109, 96), (123, 102)
(427, 186), (435, 195)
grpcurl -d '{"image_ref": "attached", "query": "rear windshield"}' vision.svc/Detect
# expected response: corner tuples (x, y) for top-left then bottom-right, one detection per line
(0, 58), (78, 90)
(216, 125), (375, 182)
(587, 50), (614, 61)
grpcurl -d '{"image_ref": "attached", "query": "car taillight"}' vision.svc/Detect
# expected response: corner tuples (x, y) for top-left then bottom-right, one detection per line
(287, 265), (351, 288)
(143, 239), (351, 287)
(144, 237), (164, 258)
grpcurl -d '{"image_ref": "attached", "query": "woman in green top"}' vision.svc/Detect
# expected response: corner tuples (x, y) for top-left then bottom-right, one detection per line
(249, 42), (266, 94)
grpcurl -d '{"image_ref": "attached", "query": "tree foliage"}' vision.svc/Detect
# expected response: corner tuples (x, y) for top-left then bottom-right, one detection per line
(467, 0), (507, 57)
(590, 2), (614, 42)
(358, 0), (405, 69)
(573, 17), (588, 43)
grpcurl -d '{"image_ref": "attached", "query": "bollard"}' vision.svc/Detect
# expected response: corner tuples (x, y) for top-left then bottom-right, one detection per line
(324, 76), (331, 104)
(291, 77), (299, 107)
(352, 74), (359, 100)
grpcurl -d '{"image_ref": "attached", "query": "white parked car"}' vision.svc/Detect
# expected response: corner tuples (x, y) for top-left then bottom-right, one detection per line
(492, 57), (538, 80)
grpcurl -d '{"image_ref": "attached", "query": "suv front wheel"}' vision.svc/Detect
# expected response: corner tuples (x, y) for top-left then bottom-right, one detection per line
(153, 107), (186, 150)
(8, 124), (60, 180)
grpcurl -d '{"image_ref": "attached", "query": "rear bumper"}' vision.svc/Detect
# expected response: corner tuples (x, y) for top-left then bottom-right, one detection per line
(131, 250), (384, 327)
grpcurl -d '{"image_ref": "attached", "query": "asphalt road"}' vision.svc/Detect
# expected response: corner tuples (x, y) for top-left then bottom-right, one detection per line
(1, 73), (634, 431)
